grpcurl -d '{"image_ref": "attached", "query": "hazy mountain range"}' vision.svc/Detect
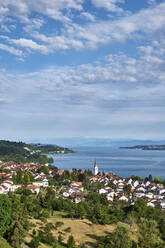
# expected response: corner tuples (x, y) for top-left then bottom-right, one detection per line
(25, 138), (165, 148)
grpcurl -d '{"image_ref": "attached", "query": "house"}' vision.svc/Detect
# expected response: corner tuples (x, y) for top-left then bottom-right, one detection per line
(70, 182), (84, 192)
(27, 185), (40, 194)
(158, 189), (165, 195)
(0, 185), (8, 194)
(107, 191), (115, 201)
(33, 179), (48, 187)
(147, 200), (159, 208)
(136, 186), (146, 192)
(145, 181), (150, 187)
(99, 188), (108, 194)
(160, 202), (165, 209)
(74, 197), (81, 204)
(63, 192), (69, 198)
(118, 195), (129, 202)
(56, 170), (64, 175)
(127, 178), (133, 185)
(145, 193), (154, 199)
(134, 193), (145, 198)
(10, 184), (21, 192)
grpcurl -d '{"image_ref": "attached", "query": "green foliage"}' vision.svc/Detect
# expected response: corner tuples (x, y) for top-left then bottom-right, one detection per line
(108, 180), (117, 189)
(58, 234), (63, 244)
(123, 184), (132, 194)
(5, 194), (29, 248)
(0, 195), (12, 237)
(12, 169), (33, 185)
(37, 165), (50, 174)
(55, 222), (64, 228)
(0, 237), (12, 248)
(29, 236), (40, 248)
(38, 229), (55, 245)
(98, 223), (132, 248)
(64, 227), (71, 233)
(0, 140), (55, 164)
(78, 244), (87, 248)
(148, 174), (152, 182)
(138, 218), (164, 248)
(154, 177), (163, 184)
(131, 175), (142, 181)
(130, 198), (148, 219)
(67, 235), (75, 248)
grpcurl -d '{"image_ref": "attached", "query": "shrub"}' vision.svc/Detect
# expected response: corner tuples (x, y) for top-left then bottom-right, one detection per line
(55, 221), (64, 228)
(64, 227), (71, 233)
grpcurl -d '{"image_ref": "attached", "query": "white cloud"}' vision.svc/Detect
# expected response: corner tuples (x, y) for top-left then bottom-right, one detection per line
(81, 12), (95, 22)
(0, 0), (84, 22)
(29, 2), (165, 53)
(0, 1), (165, 56)
(23, 18), (44, 33)
(91, 0), (125, 12)
(10, 38), (48, 54)
(70, 2), (165, 47)
(148, 0), (157, 6)
(0, 24), (10, 32)
(0, 43), (23, 56)
(1, 36), (165, 139)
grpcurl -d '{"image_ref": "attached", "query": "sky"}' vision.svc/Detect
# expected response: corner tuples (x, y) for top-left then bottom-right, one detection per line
(0, 0), (165, 141)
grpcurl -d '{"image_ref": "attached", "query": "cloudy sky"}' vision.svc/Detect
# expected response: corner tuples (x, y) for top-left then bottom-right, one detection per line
(0, 0), (165, 141)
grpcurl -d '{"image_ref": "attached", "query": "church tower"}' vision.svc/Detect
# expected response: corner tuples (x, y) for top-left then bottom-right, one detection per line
(94, 159), (98, 176)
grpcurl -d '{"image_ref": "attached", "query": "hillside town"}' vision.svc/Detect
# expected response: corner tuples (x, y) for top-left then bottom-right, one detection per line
(0, 159), (165, 209)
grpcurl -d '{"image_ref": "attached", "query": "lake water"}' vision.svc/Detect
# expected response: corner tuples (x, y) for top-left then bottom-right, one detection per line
(51, 146), (165, 179)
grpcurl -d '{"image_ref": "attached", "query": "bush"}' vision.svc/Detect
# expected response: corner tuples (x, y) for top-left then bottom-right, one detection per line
(55, 221), (64, 228)
(0, 238), (12, 248)
(67, 235), (75, 248)
(39, 217), (47, 223)
(64, 227), (71, 233)
(28, 236), (40, 248)
(38, 230), (56, 245)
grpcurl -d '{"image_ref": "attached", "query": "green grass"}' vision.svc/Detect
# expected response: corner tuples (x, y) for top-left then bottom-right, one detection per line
(53, 211), (68, 217)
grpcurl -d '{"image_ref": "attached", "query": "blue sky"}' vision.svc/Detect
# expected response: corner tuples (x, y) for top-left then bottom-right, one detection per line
(0, 0), (165, 141)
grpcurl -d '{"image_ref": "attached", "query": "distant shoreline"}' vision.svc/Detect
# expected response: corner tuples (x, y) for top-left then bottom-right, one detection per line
(120, 145), (165, 151)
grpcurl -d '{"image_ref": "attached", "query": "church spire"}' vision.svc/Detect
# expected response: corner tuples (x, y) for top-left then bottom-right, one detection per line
(94, 159), (98, 176)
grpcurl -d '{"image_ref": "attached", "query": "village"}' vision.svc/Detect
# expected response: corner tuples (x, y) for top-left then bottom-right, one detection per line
(0, 159), (165, 210)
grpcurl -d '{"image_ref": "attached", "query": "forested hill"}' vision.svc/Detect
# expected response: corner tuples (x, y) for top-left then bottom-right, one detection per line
(0, 140), (74, 163)
(120, 145), (165, 150)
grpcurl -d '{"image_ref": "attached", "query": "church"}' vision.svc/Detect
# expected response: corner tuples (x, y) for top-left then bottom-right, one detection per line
(94, 159), (98, 176)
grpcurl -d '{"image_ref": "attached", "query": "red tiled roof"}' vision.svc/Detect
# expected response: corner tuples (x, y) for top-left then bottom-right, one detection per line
(27, 185), (39, 190)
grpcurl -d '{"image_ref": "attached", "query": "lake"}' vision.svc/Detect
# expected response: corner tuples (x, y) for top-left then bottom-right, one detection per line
(51, 146), (165, 179)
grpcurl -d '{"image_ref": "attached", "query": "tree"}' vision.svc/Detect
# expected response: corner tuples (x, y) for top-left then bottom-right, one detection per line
(79, 244), (87, 248)
(98, 223), (132, 248)
(0, 237), (12, 248)
(131, 198), (148, 219)
(78, 173), (86, 182)
(154, 177), (163, 184)
(138, 218), (163, 248)
(67, 235), (75, 248)
(123, 184), (132, 194)
(148, 174), (152, 182)
(0, 195), (12, 236)
(38, 166), (50, 175)
(29, 236), (40, 248)
(5, 195), (29, 248)
(23, 173), (30, 185)
(58, 234), (63, 244)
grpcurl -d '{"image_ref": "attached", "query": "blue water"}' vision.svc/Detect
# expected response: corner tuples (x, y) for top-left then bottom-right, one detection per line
(51, 147), (165, 179)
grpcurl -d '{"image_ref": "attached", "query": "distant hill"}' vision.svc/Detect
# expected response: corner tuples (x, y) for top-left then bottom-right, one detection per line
(0, 140), (74, 163)
(120, 145), (165, 150)
(28, 137), (165, 148)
